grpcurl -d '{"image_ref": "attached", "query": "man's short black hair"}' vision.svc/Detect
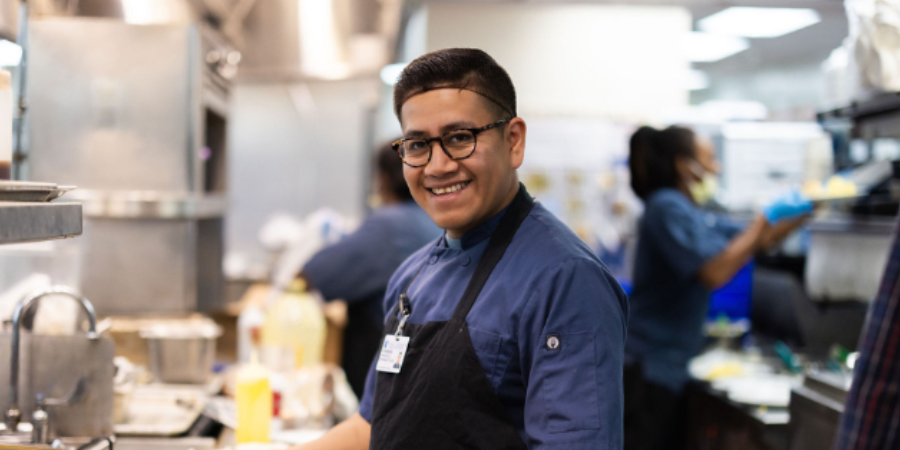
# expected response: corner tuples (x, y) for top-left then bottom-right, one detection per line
(393, 48), (517, 121)
(376, 140), (413, 202)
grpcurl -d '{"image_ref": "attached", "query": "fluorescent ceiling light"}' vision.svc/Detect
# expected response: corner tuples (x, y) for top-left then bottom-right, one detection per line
(699, 7), (821, 38)
(687, 69), (709, 91)
(298, 0), (350, 80)
(121, 0), (188, 25)
(682, 32), (749, 63)
(0, 40), (22, 67)
(380, 63), (406, 86)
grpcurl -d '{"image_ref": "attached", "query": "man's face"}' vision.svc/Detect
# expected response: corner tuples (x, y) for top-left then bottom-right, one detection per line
(399, 89), (525, 238)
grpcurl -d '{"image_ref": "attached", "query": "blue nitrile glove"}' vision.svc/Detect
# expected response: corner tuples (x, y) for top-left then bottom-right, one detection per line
(763, 190), (813, 223)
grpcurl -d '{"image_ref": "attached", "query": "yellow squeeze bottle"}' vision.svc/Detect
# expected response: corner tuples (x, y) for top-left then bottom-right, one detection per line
(236, 354), (272, 443)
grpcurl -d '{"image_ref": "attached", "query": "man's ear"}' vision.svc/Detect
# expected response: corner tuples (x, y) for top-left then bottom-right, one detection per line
(507, 117), (526, 170)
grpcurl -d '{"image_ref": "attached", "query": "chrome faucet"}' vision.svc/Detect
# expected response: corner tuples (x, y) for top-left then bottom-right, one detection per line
(4, 286), (98, 434)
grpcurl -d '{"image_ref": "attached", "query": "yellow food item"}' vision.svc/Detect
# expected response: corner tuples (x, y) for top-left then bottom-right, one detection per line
(802, 180), (825, 198)
(825, 176), (858, 198)
(706, 362), (744, 380)
(802, 176), (858, 199)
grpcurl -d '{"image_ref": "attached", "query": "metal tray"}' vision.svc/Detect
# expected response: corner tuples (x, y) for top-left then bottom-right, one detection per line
(113, 386), (207, 437)
(0, 181), (75, 202)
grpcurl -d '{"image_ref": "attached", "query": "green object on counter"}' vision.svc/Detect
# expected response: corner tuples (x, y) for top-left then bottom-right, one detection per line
(830, 344), (850, 364)
(774, 340), (803, 374)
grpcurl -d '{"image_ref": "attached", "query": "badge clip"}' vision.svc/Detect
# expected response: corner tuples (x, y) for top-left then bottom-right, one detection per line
(394, 293), (411, 338)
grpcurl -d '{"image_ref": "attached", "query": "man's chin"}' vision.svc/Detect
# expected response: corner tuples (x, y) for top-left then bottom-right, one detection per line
(431, 215), (473, 237)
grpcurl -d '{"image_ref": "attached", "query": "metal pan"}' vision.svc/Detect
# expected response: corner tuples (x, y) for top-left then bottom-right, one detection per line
(0, 182), (76, 202)
(0, 181), (57, 202)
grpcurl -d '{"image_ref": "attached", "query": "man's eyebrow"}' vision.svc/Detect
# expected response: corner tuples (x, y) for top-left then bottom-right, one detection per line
(404, 121), (477, 139)
(440, 121), (476, 134)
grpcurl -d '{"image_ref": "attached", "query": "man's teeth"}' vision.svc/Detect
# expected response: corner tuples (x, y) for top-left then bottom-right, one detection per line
(432, 182), (468, 195)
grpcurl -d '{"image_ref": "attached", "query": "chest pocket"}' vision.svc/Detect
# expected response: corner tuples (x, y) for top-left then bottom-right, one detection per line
(533, 331), (600, 433)
(467, 327), (503, 388)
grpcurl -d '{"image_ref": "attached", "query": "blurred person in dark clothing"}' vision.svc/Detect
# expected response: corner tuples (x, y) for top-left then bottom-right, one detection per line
(301, 142), (440, 397)
(834, 215), (900, 450)
(624, 125), (811, 450)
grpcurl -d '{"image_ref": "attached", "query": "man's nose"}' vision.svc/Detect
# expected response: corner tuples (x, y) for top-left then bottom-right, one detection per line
(424, 140), (458, 176)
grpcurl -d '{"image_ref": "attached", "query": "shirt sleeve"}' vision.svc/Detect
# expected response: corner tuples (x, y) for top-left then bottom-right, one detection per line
(357, 356), (378, 423)
(519, 258), (628, 450)
(303, 214), (396, 304)
(644, 198), (730, 281)
(711, 213), (744, 240)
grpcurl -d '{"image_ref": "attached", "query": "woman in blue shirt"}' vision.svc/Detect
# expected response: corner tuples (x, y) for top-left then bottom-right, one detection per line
(623, 125), (811, 450)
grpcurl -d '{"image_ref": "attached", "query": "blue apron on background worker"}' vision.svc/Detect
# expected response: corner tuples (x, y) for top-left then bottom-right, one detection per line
(302, 143), (440, 398)
(623, 125), (813, 450)
(295, 48), (628, 450)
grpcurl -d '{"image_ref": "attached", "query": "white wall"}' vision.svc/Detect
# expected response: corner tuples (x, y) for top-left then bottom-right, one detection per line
(226, 79), (376, 275)
(422, 3), (691, 122)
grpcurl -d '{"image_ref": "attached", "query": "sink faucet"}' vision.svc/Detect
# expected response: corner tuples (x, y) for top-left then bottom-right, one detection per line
(4, 286), (98, 433)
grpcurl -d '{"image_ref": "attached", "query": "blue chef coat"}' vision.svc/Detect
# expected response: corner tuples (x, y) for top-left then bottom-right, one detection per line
(625, 188), (742, 393)
(304, 200), (440, 323)
(359, 202), (629, 449)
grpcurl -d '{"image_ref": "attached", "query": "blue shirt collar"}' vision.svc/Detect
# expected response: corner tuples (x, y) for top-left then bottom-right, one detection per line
(439, 205), (510, 250)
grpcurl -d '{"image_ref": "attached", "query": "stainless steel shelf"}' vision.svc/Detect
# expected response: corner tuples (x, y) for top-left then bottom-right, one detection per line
(0, 202), (83, 245)
(69, 190), (227, 219)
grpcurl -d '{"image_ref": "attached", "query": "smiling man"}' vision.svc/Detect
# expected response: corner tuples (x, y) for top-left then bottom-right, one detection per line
(295, 48), (628, 450)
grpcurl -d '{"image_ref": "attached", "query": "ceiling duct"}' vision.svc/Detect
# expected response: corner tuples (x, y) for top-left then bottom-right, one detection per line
(0, 0), (240, 40)
(238, 0), (403, 81)
(0, 0), (403, 81)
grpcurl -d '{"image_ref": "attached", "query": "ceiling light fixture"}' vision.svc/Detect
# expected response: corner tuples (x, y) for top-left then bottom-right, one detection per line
(380, 63), (406, 86)
(0, 40), (22, 67)
(298, 0), (351, 80)
(682, 32), (749, 63)
(699, 7), (821, 38)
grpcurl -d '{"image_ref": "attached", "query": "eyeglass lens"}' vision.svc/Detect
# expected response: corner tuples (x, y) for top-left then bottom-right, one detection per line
(400, 130), (476, 166)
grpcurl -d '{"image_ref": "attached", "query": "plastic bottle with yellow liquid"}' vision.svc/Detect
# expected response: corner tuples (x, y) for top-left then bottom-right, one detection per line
(262, 279), (327, 368)
(236, 353), (272, 444)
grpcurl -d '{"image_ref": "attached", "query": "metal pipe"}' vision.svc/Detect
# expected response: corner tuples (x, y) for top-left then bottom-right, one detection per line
(11, 0), (28, 180)
(4, 286), (98, 432)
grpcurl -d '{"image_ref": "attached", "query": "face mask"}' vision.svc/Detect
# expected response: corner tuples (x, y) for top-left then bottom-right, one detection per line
(687, 162), (718, 205)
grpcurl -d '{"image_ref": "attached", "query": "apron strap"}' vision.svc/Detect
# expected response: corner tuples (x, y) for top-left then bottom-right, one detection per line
(451, 184), (534, 321)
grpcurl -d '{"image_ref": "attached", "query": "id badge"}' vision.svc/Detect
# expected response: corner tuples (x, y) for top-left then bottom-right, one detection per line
(376, 335), (410, 374)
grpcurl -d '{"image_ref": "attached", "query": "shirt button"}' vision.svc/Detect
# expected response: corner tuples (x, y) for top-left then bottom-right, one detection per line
(429, 255), (439, 265)
(460, 256), (471, 266)
(546, 335), (561, 350)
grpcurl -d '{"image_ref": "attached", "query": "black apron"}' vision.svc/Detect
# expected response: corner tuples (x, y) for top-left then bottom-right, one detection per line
(370, 185), (534, 450)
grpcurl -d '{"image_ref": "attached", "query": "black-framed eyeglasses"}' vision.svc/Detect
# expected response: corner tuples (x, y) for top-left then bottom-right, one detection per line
(392, 118), (512, 168)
